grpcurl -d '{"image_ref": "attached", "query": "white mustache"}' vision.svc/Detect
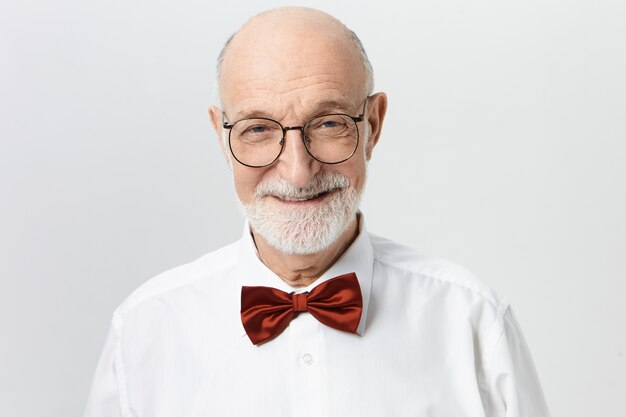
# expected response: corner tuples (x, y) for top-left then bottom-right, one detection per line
(254, 173), (349, 200)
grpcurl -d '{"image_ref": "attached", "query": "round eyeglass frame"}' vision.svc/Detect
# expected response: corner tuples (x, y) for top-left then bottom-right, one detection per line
(221, 98), (368, 168)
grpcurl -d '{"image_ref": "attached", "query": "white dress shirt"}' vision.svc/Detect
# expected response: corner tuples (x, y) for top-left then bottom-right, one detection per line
(84, 218), (550, 417)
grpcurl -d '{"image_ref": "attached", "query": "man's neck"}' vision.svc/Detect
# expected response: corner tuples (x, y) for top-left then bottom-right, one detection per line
(251, 215), (360, 288)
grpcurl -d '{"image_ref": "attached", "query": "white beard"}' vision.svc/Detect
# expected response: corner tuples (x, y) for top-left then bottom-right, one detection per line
(242, 172), (362, 255)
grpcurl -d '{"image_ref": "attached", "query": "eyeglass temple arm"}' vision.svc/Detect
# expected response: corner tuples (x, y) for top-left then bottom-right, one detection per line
(222, 111), (234, 129)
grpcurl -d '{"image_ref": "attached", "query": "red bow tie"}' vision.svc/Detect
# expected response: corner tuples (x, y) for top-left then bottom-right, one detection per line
(241, 272), (363, 345)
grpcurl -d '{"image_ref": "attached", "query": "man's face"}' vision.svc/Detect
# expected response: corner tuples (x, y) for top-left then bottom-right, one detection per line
(210, 13), (386, 255)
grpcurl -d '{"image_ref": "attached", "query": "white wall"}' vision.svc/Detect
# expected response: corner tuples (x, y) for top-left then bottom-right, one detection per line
(1, 0), (624, 416)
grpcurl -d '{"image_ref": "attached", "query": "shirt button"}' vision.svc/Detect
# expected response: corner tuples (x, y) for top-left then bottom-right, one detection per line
(302, 353), (314, 365)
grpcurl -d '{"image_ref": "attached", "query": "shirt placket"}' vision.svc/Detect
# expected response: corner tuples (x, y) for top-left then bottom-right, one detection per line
(287, 306), (327, 417)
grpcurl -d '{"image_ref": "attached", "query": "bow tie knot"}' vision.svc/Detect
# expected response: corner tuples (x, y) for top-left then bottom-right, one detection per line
(292, 292), (309, 313)
(241, 273), (363, 345)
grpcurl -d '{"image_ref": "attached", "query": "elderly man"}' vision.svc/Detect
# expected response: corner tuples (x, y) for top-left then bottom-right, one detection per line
(85, 7), (549, 417)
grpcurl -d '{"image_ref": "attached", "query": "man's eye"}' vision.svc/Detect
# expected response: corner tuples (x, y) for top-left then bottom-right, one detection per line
(321, 121), (339, 128)
(311, 118), (347, 130)
(244, 125), (273, 134)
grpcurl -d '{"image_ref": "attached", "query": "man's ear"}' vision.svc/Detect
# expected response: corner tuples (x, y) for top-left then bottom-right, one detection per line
(208, 105), (232, 164)
(364, 92), (388, 160)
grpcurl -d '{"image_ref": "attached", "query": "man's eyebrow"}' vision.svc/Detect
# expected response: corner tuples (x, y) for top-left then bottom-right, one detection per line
(314, 100), (358, 114)
(230, 108), (274, 120)
(229, 99), (358, 122)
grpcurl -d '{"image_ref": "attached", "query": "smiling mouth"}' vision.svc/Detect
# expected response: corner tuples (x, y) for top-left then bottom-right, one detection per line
(271, 189), (335, 203)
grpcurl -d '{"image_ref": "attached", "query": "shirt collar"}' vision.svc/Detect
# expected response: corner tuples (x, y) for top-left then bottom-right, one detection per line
(235, 214), (374, 338)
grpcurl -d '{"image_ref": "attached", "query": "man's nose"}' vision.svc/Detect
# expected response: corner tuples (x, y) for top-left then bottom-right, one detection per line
(275, 129), (323, 189)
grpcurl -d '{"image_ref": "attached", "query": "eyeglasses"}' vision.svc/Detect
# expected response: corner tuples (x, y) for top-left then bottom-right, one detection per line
(222, 99), (368, 168)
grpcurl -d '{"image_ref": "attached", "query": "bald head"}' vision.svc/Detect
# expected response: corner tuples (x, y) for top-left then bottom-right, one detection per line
(216, 7), (374, 106)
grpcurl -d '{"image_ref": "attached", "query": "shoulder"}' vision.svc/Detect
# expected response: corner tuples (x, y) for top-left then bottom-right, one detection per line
(369, 233), (507, 312)
(112, 240), (239, 323)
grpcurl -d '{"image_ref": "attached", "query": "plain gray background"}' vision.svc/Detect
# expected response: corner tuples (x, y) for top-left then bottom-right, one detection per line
(1, 0), (625, 416)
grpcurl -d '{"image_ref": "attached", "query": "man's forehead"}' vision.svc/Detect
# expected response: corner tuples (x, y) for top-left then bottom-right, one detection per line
(220, 44), (365, 120)
(221, 36), (361, 85)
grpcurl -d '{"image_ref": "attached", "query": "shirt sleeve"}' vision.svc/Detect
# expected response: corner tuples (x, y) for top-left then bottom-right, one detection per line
(83, 317), (125, 417)
(479, 306), (551, 417)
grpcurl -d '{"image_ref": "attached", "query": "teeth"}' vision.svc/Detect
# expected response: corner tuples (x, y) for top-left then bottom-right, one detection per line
(284, 196), (313, 201)
(268, 189), (335, 202)
(279, 192), (325, 201)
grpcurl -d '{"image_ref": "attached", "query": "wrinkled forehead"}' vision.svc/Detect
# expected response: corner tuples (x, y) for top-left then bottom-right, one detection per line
(219, 19), (367, 114)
